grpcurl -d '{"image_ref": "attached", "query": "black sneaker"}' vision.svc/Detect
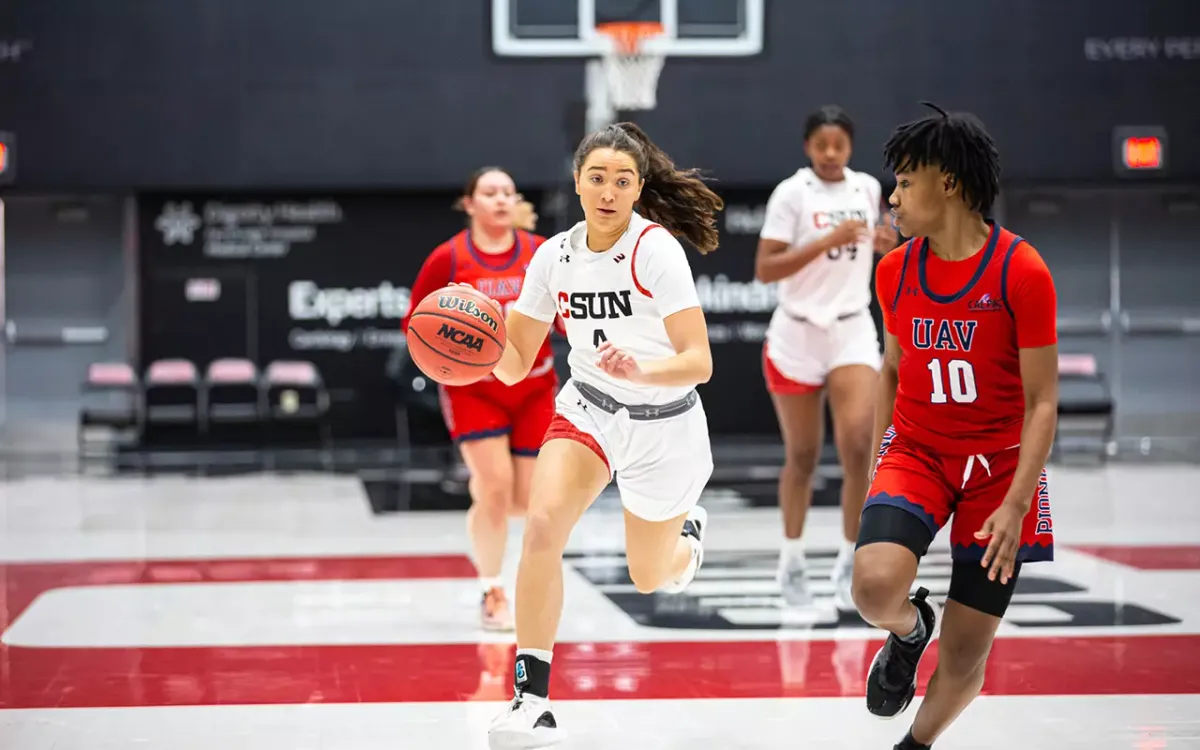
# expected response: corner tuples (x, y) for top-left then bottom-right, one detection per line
(866, 587), (936, 718)
(893, 729), (931, 750)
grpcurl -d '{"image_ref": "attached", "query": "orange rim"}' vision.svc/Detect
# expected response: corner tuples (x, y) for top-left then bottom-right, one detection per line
(595, 21), (665, 55)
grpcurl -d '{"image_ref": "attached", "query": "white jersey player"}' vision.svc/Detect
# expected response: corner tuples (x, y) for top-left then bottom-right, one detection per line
(754, 105), (899, 611)
(480, 121), (725, 750)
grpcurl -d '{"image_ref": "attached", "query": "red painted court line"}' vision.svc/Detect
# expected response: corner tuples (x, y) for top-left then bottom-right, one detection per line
(0, 556), (476, 631)
(1070, 545), (1200, 571)
(1, 634), (1198, 708)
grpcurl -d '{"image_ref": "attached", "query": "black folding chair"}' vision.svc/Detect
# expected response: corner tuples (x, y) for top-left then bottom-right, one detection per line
(1056, 353), (1115, 462)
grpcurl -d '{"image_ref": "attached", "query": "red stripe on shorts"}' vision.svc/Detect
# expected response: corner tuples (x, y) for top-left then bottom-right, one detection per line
(542, 413), (609, 473)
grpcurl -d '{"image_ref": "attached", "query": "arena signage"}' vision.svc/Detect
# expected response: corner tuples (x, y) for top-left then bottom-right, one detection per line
(138, 192), (465, 440)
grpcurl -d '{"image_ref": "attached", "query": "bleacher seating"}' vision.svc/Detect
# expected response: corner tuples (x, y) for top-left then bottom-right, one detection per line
(205, 358), (261, 425)
(261, 360), (331, 450)
(78, 362), (141, 464)
(143, 358), (202, 428)
(77, 350), (1116, 467)
(75, 357), (331, 462)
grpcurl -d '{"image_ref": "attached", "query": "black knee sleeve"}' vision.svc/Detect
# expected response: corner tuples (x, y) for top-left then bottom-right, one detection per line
(856, 504), (935, 559)
(947, 561), (1023, 618)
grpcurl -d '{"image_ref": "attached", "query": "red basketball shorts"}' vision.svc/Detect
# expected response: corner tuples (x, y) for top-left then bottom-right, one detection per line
(439, 371), (557, 456)
(864, 425), (1054, 563)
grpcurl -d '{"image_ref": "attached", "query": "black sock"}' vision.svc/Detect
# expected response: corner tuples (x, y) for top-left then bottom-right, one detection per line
(895, 730), (931, 750)
(514, 653), (552, 699)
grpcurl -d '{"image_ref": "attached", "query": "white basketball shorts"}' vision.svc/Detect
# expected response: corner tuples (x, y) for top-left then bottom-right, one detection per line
(544, 380), (714, 522)
(763, 308), (882, 392)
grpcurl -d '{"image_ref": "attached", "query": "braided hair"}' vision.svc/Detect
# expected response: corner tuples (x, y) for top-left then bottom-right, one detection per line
(883, 102), (1001, 215)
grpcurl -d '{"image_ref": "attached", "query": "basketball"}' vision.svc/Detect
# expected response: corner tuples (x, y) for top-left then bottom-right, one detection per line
(406, 286), (507, 386)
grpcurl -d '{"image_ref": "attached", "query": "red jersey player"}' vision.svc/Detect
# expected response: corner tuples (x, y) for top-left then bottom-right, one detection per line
(852, 104), (1059, 750)
(401, 167), (558, 631)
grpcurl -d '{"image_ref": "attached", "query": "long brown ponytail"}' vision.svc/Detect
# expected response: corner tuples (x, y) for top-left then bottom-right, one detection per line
(572, 122), (724, 253)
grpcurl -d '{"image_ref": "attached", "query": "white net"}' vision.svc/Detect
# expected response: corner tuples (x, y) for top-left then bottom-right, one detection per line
(600, 48), (665, 110)
(597, 24), (666, 111)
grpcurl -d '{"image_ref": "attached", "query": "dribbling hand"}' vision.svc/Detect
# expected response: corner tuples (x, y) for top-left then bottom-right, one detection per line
(596, 341), (644, 383)
(974, 501), (1025, 585)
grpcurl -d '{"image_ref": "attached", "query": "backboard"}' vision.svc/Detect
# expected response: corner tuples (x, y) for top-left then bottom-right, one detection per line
(492, 0), (764, 57)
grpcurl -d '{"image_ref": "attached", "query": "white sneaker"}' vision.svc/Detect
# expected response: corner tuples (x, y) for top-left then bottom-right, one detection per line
(778, 551), (814, 608)
(659, 505), (707, 594)
(488, 693), (566, 750)
(831, 544), (856, 612)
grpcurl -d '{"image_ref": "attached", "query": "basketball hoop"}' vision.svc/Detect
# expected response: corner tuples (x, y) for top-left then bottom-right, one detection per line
(595, 21), (666, 111)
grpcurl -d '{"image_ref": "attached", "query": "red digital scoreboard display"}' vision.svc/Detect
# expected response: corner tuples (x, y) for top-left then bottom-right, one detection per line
(0, 131), (12, 186)
(1114, 126), (1167, 176)
(1123, 137), (1163, 169)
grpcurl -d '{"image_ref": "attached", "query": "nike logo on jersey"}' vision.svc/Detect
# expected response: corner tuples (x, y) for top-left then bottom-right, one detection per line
(556, 290), (633, 320)
(912, 318), (977, 351)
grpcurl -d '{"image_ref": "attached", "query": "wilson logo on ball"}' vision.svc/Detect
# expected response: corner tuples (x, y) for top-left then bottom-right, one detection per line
(436, 323), (485, 352)
(406, 286), (506, 387)
(437, 295), (499, 333)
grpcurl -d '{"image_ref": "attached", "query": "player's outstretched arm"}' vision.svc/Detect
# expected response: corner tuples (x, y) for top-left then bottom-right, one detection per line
(493, 310), (552, 386)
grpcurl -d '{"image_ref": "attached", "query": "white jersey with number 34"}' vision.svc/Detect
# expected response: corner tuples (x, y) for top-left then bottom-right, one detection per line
(512, 211), (702, 406)
(760, 166), (882, 328)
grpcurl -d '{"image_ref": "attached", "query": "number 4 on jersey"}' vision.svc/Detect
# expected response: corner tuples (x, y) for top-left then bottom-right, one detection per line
(928, 358), (977, 404)
(593, 328), (607, 347)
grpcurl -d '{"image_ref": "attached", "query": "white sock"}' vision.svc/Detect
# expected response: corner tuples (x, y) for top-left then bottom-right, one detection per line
(781, 537), (806, 565)
(837, 537), (856, 559)
(517, 647), (554, 664)
(480, 576), (502, 592)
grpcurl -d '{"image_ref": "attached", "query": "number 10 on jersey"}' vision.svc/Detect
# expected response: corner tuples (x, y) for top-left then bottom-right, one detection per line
(927, 358), (978, 404)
